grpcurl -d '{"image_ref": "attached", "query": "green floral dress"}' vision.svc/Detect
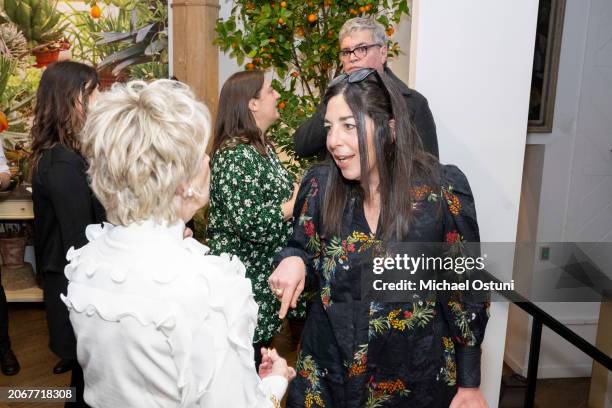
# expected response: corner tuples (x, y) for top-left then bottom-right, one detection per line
(207, 143), (306, 343)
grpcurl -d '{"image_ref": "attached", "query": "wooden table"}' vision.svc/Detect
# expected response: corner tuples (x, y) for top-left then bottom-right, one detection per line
(0, 186), (42, 302)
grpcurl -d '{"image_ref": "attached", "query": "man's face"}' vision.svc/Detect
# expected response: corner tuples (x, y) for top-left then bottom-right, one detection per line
(339, 29), (387, 74)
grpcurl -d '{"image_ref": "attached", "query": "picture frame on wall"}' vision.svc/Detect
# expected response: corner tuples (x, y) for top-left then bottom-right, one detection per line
(528, 0), (566, 133)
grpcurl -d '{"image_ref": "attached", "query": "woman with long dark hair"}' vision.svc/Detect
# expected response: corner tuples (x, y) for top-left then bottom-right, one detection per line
(207, 70), (304, 366)
(269, 69), (489, 407)
(31, 61), (104, 408)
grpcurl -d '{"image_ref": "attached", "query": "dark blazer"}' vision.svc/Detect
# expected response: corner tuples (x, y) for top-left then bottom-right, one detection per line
(33, 144), (105, 276)
(293, 67), (439, 159)
(32, 143), (105, 359)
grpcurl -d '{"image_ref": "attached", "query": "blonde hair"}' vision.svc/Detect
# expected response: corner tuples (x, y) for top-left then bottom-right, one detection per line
(80, 79), (211, 226)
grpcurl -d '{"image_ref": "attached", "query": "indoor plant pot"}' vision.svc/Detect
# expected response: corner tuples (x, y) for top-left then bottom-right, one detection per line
(97, 67), (128, 91)
(32, 46), (60, 68)
(0, 235), (26, 268)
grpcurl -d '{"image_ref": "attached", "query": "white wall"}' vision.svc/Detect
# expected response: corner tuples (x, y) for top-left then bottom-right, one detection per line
(507, 0), (612, 379)
(409, 1), (538, 406)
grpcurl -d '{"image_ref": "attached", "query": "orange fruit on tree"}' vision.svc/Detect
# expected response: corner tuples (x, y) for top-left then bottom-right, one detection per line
(280, 1), (287, 7)
(307, 14), (317, 23)
(90, 4), (102, 19)
(278, 101), (286, 110)
(0, 112), (8, 133)
(386, 26), (395, 36)
(359, 6), (366, 13)
(327, 29), (334, 39)
(365, 4), (372, 11)
(349, 8), (357, 15)
(246, 63), (255, 70)
(278, 18), (285, 25)
(291, 71), (300, 78)
(296, 26), (305, 37)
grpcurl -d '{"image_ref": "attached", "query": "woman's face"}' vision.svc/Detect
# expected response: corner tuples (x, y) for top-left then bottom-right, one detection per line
(325, 94), (378, 183)
(250, 78), (280, 131)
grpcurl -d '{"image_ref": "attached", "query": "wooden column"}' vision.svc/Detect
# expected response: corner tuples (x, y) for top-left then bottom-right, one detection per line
(171, 0), (219, 120)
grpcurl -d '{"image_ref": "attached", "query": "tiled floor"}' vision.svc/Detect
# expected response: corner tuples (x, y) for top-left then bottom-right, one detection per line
(0, 303), (597, 407)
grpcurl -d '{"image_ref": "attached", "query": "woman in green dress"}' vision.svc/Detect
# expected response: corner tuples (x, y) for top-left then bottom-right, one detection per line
(207, 70), (302, 366)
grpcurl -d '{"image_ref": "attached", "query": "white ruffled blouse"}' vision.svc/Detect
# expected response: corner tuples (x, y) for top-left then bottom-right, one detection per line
(61, 220), (286, 408)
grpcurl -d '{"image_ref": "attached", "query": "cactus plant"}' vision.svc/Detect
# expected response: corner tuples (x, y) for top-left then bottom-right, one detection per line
(0, 23), (28, 61)
(1, 0), (66, 46)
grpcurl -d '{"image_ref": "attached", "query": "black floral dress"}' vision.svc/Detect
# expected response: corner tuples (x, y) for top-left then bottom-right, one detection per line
(207, 143), (306, 343)
(275, 163), (489, 408)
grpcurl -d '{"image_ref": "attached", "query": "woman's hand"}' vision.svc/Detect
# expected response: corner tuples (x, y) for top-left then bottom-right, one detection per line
(258, 348), (296, 381)
(449, 387), (488, 408)
(280, 183), (300, 221)
(268, 256), (306, 319)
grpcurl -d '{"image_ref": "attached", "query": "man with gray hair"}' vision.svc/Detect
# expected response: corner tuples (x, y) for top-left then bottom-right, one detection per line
(293, 17), (438, 159)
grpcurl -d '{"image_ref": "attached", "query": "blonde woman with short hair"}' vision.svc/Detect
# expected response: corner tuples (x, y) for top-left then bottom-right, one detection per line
(62, 79), (294, 408)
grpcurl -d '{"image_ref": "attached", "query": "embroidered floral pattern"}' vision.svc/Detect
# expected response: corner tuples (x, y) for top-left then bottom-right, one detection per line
(410, 185), (433, 201)
(280, 165), (489, 407)
(439, 336), (457, 386)
(368, 301), (436, 339)
(365, 376), (411, 408)
(346, 344), (368, 377)
(318, 231), (383, 308)
(447, 301), (477, 346)
(297, 352), (326, 408)
(299, 177), (321, 256)
(445, 229), (466, 257)
(443, 187), (461, 216)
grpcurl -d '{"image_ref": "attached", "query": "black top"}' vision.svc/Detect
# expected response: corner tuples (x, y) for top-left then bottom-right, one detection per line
(275, 163), (488, 407)
(293, 67), (439, 160)
(32, 144), (105, 275)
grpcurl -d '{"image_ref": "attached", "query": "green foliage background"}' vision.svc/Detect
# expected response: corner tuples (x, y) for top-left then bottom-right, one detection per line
(215, 0), (409, 177)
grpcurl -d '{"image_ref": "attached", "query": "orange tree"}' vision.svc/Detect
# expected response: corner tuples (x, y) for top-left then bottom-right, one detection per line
(215, 0), (409, 176)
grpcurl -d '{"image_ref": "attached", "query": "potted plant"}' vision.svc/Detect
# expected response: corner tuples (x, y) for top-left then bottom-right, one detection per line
(66, 1), (132, 89)
(1, 0), (67, 67)
(94, 0), (168, 86)
(65, 0), (167, 89)
(0, 224), (27, 268)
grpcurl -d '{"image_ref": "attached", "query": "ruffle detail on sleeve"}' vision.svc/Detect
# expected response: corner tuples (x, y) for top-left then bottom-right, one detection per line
(182, 237), (210, 256)
(204, 252), (257, 367)
(192, 251), (263, 406)
(85, 222), (113, 242)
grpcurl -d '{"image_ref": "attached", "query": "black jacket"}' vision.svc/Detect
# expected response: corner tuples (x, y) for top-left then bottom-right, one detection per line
(32, 144), (105, 276)
(293, 67), (439, 159)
